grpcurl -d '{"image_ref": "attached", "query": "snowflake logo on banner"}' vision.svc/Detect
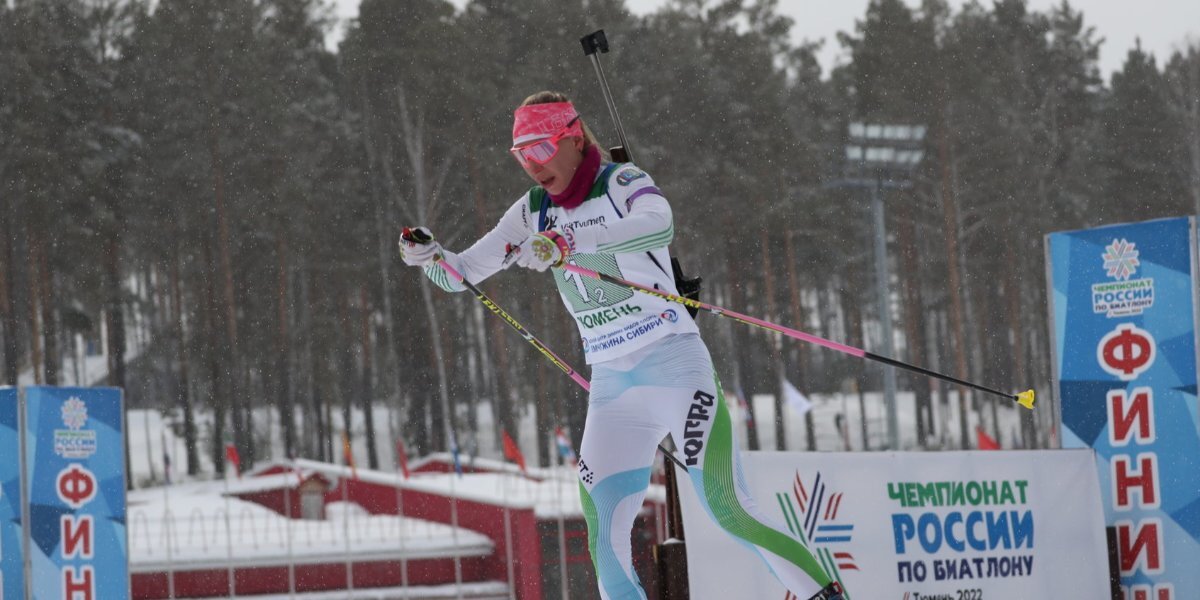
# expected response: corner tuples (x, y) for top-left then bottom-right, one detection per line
(1102, 238), (1140, 281)
(61, 396), (88, 431)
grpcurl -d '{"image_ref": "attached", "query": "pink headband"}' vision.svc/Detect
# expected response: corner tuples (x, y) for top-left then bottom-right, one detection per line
(512, 102), (582, 147)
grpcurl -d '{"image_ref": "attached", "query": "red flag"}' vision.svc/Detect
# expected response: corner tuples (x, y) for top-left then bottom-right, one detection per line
(502, 429), (527, 474)
(342, 430), (358, 480)
(224, 443), (241, 478)
(395, 438), (411, 479)
(976, 426), (1000, 450)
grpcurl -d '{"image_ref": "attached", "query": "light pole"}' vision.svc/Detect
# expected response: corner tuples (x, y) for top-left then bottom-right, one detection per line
(841, 122), (926, 450)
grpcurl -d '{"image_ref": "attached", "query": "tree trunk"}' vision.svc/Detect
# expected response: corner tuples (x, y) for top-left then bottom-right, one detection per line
(360, 284), (379, 469)
(760, 233), (787, 451)
(202, 239), (227, 474)
(1004, 244), (1033, 448)
(206, 61), (245, 466)
(938, 117), (972, 450)
(896, 197), (933, 449)
(38, 234), (59, 386)
(276, 235), (296, 460)
(171, 243), (200, 475)
(844, 284), (870, 451)
(784, 230), (816, 451)
(27, 231), (43, 385)
(103, 226), (128, 484)
(0, 193), (17, 385)
(417, 275), (451, 453)
(534, 293), (551, 468)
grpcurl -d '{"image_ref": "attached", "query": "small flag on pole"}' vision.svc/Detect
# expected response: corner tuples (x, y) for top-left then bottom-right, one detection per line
(502, 429), (527, 474)
(976, 426), (1000, 450)
(783, 378), (813, 415)
(342, 430), (358, 480)
(450, 429), (463, 476)
(732, 385), (753, 425)
(224, 443), (241, 479)
(396, 437), (411, 479)
(162, 430), (172, 485)
(554, 426), (577, 465)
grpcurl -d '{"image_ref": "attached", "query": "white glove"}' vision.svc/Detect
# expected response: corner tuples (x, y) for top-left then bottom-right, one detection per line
(502, 230), (572, 272)
(399, 227), (442, 266)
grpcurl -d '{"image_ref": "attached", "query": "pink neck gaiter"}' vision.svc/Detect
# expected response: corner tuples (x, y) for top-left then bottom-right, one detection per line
(548, 144), (601, 210)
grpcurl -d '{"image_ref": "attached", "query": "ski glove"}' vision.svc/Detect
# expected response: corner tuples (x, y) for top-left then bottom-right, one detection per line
(399, 226), (442, 266)
(503, 230), (572, 272)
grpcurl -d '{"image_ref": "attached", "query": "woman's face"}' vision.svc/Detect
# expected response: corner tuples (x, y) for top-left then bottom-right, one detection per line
(520, 135), (585, 195)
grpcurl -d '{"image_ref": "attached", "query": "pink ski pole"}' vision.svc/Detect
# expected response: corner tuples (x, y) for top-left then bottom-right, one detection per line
(560, 262), (1035, 410)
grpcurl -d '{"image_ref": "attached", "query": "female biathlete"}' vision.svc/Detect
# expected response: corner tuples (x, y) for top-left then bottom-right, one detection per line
(400, 91), (845, 600)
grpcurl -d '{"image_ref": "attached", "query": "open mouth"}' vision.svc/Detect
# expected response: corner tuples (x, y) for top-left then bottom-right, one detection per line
(540, 176), (556, 188)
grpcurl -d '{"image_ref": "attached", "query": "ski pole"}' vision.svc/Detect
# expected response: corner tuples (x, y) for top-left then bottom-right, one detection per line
(580, 30), (633, 163)
(401, 228), (690, 470)
(560, 262), (1036, 410)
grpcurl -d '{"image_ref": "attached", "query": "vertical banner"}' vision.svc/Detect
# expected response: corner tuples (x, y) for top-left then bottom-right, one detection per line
(23, 387), (128, 600)
(1047, 216), (1200, 598)
(0, 387), (23, 599)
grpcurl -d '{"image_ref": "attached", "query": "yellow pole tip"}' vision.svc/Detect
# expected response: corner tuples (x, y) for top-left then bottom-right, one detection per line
(1015, 390), (1036, 410)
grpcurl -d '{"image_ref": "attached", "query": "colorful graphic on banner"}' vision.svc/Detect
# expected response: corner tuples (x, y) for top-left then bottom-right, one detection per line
(0, 387), (23, 599)
(679, 450), (1109, 599)
(1047, 216), (1200, 598)
(23, 386), (128, 600)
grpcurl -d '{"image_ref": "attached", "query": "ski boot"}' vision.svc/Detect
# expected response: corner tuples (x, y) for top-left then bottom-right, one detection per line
(807, 581), (845, 600)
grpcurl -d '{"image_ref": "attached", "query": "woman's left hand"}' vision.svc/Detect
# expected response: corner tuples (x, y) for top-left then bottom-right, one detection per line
(503, 230), (572, 272)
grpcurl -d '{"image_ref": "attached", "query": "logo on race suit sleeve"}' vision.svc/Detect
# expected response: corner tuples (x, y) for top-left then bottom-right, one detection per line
(55, 396), (97, 459)
(616, 167), (647, 186)
(1092, 238), (1154, 318)
(660, 309), (678, 323)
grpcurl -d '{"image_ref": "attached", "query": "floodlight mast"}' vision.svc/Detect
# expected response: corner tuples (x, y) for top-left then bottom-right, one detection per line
(844, 121), (927, 450)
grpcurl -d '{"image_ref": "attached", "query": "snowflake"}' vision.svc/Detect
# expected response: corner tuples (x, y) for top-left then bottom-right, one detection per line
(61, 397), (88, 431)
(1103, 238), (1139, 281)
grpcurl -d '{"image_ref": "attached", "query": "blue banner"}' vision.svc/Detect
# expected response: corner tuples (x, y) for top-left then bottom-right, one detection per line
(23, 387), (127, 600)
(0, 387), (22, 600)
(1047, 216), (1200, 599)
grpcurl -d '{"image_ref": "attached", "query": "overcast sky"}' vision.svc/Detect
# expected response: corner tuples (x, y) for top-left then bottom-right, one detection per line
(328, 0), (1199, 80)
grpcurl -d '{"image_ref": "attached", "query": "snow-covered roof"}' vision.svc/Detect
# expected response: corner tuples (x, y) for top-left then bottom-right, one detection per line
(128, 480), (493, 572)
(288, 457), (666, 519)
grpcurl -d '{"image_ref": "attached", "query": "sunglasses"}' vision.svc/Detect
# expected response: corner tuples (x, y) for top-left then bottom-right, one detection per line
(510, 116), (581, 167)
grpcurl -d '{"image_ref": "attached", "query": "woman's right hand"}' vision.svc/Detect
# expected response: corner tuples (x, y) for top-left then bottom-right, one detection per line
(399, 226), (443, 266)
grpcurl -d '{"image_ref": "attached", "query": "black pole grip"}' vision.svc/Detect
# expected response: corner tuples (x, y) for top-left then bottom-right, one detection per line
(401, 227), (433, 244)
(580, 30), (609, 56)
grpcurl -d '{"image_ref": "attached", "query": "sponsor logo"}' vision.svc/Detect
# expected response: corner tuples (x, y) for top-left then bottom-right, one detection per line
(561, 215), (606, 230)
(660, 309), (678, 323)
(1103, 238), (1139, 280)
(682, 391), (714, 466)
(616, 168), (647, 186)
(62, 397), (87, 430)
(777, 470), (856, 599)
(55, 397), (97, 459)
(1092, 237), (1153, 317)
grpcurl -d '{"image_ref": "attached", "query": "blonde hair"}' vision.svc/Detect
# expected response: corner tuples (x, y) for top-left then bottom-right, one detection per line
(519, 91), (605, 154)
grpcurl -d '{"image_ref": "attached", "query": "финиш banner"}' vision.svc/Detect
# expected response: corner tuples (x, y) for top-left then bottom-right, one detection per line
(0, 387), (22, 599)
(679, 450), (1109, 599)
(1047, 216), (1200, 599)
(23, 386), (128, 600)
